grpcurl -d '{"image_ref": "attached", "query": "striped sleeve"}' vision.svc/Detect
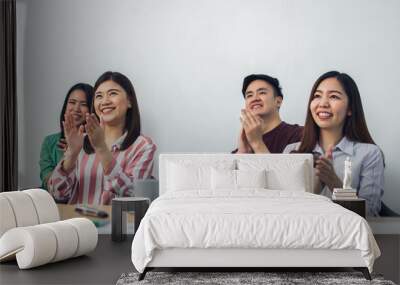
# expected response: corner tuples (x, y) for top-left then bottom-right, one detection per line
(102, 137), (156, 202)
(48, 158), (78, 203)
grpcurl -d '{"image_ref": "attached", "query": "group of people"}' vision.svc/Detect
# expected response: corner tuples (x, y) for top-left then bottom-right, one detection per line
(39, 70), (385, 216)
(40, 72), (156, 205)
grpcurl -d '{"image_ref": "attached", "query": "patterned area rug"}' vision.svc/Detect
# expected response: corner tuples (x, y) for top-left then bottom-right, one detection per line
(116, 271), (396, 285)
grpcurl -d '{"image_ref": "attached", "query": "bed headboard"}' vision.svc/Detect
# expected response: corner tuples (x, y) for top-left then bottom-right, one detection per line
(159, 153), (314, 195)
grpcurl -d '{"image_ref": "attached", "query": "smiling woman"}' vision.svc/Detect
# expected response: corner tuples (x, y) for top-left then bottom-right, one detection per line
(284, 71), (385, 216)
(47, 72), (157, 205)
(39, 83), (94, 190)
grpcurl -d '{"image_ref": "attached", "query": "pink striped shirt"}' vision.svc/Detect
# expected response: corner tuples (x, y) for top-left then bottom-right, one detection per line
(49, 134), (156, 205)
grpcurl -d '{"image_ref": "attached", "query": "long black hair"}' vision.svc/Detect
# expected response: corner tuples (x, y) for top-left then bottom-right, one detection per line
(59, 83), (94, 139)
(83, 71), (141, 154)
(297, 71), (376, 153)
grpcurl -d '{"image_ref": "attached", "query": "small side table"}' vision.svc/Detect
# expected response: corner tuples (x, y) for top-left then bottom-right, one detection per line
(333, 198), (366, 218)
(112, 197), (150, 242)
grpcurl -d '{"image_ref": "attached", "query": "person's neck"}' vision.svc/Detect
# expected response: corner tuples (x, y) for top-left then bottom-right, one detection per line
(319, 128), (343, 153)
(260, 113), (282, 134)
(104, 123), (124, 149)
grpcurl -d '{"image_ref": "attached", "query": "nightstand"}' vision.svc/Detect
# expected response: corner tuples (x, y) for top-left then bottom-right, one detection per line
(111, 197), (150, 242)
(332, 198), (366, 218)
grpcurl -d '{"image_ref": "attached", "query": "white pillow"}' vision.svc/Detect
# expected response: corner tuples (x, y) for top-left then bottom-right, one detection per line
(238, 158), (308, 191)
(266, 163), (307, 191)
(236, 169), (267, 189)
(211, 168), (236, 190)
(211, 168), (267, 190)
(168, 163), (209, 191)
(167, 160), (235, 191)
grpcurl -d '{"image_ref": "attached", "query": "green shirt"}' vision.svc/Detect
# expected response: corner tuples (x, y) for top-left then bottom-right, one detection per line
(39, 132), (64, 190)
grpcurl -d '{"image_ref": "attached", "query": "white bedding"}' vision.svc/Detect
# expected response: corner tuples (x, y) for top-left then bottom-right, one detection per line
(131, 190), (380, 273)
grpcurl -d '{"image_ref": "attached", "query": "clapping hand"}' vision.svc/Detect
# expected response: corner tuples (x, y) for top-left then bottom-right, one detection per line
(85, 113), (107, 152)
(240, 109), (268, 153)
(62, 112), (84, 158)
(85, 113), (114, 173)
(315, 146), (342, 191)
(237, 126), (252, 153)
(57, 138), (68, 152)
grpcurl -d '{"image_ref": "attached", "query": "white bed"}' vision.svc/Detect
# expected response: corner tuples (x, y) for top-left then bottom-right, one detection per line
(131, 154), (380, 280)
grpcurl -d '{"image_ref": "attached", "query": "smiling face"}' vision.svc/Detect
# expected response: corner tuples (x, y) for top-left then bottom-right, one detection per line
(94, 80), (132, 126)
(310, 77), (351, 132)
(244, 80), (282, 117)
(65, 90), (89, 126)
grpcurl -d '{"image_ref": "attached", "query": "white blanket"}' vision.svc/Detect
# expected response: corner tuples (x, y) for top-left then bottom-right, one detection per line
(131, 190), (380, 272)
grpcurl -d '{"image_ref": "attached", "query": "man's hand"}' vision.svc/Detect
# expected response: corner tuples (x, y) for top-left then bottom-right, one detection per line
(240, 109), (269, 153)
(237, 126), (252, 153)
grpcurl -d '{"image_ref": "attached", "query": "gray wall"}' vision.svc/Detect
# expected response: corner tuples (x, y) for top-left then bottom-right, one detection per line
(17, 0), (400, 212)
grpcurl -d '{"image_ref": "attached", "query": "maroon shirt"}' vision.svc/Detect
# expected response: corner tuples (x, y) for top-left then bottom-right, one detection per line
(233, 121), (303, 154)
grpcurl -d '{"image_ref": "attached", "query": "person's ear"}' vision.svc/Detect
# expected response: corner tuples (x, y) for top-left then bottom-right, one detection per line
(276, 96), (283, 107)
(347, 109), (352, 116)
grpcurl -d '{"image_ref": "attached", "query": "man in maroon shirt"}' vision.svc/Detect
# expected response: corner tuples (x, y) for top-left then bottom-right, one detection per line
(234, 74), (303, 154)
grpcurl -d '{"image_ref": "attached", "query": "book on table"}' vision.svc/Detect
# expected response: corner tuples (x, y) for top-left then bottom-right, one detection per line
(332, 188), (358, 200)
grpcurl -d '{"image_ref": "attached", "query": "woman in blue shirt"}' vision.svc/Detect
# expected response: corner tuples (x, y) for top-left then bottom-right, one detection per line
(284, 71), (384, 216)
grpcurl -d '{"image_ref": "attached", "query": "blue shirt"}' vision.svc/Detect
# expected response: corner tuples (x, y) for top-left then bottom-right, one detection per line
(284, 137), (384, 216)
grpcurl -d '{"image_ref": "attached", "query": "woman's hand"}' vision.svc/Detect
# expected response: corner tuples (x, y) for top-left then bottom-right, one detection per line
(63, 112), (84, 158)
(85, 113), (107, 152)
(57, 138), (68, 152)
(315, 147), (342, 191)
(240, 109), (268, 153)
(85, 114), (114, 173)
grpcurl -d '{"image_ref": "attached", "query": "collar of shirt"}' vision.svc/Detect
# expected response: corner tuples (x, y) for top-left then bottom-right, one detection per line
(312, 136), (354, 156)
(111, 132), (128, 152)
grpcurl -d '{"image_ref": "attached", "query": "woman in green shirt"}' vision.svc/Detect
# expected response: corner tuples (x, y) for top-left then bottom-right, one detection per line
(39, 83), (94, 190)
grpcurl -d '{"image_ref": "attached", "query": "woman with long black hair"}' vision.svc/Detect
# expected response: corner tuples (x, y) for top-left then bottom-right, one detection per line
(284, 71), (384, 216)
(39, 83), (93, 190)
(49, 71), (156, 205)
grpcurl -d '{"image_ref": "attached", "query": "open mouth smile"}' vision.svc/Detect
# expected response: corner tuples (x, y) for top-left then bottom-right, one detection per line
(316, 111), (333, 119)
(250, 103), (263, 110)
(100, 107), (115, 114)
